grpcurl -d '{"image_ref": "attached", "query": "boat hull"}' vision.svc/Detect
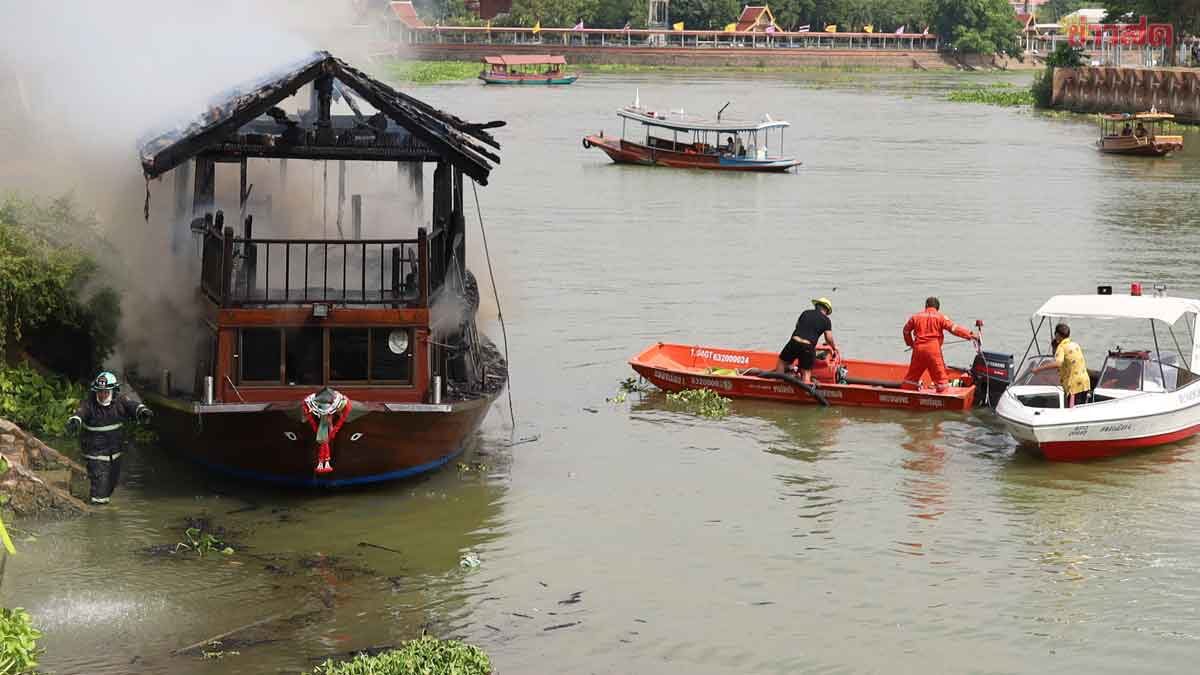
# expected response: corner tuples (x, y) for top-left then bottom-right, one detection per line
(584, 135), (800, 172)
(480, 74), (577, 85)
(1097, 136), (1184, 156)
(143, 391), (496, 487)
(995, 383), (1200, 461)
(630, 343), (974, 412)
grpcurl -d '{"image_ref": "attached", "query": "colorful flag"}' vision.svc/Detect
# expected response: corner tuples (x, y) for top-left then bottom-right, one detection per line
(922, 26), (929, 35)
(895, 25), (905, 34)
(863, 24), (874, 33)
(573, 20), (584, 30)
(724, 22), (736, 32)
(796, 24), (811, 32)
(623, 21), (631, 30)
(824, 24), (837, 33)
(673, 21), (684, 31)
(765, 24), (776, 33)
(532, 21), (541, 34)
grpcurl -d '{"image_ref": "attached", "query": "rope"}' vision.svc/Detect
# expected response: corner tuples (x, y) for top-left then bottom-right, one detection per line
(471, 181), (516, 432)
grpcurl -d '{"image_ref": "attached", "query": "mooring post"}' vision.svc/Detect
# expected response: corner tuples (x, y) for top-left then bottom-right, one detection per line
(391, 246), (402, 309)
(417, 227), (429, 308)
(351, 194), (362, 239)
(221, 227), (235, 308)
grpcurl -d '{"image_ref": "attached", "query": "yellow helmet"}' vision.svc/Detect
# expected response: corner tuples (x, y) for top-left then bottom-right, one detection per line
(812, 297), (833, 314)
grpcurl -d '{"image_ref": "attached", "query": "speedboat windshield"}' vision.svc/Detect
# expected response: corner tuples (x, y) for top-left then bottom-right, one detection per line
(1097, 352), (1194, 392)
(1012, 355), (1058, 387)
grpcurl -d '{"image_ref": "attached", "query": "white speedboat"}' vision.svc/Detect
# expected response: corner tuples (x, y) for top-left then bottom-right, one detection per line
(995, 290), (1200, 461)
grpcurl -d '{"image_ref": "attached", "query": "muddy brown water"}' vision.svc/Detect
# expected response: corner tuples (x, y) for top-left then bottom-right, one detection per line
(7, 71), (1200, 674)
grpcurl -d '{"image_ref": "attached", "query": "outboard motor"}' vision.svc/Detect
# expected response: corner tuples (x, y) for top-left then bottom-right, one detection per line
(971, 350), (1013, 408)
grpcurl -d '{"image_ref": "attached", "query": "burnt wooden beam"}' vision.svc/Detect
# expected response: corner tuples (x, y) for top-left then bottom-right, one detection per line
(192, 157), (215, 215)
(142, 57), (330, 179)
(201, 144), (442, 164)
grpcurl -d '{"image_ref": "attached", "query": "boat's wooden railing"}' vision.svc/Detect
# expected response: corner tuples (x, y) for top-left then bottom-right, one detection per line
(201, 223), (431, 308)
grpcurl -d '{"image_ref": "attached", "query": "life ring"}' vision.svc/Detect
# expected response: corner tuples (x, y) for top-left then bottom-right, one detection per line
(582, 137), (592, 149)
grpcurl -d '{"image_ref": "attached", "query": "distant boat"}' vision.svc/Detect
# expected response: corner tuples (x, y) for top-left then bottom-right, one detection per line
(583, 101), (800, 172)
(479, 55), (578, 85)
(1097, 111), (1183, 157)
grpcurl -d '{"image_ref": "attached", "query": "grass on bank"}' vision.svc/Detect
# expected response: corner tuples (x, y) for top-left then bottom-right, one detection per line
(382, 60), (480, 84)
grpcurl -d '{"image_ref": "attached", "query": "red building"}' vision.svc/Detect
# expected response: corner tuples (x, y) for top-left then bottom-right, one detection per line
(479, 0), (512, 20)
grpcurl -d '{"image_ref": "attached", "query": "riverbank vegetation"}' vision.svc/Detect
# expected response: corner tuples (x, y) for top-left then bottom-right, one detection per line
(0, 363), (83, 437)
(311, 635), (491, 675)
(1031, 43), (1085, 108)
(0, 195), (119, 381)
(0, 607), (43, 675)
(382, 60), (479, 84)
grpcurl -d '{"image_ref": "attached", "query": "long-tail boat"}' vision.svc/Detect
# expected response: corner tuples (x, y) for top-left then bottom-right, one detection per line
(631, 343), (1014, 412)
(583, 97), (800, 172)
(1097, 111), (1184, 156)
(135, 51), (507, 487)
(479, 55), (577, 85)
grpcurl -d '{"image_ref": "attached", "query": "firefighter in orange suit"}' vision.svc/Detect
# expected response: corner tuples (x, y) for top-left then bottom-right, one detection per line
(901, 297), (979, 392)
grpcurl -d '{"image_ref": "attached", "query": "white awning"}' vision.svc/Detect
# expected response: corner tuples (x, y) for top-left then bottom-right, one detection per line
(1035, 295), (1200, 324)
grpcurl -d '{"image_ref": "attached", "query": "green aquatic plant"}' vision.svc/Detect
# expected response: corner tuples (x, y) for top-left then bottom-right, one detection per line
(666, 388), (731, 418)
(0, 363), (83, 437)
(311, 635), (491, 675)
(0, 607), (43, 675)
(381, 60), (479, 84)
(946, 86), (1034, 106)
(175, 527), (234, 558)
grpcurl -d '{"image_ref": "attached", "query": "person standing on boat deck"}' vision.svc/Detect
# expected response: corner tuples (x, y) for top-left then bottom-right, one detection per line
(775, 298), (838, 384)
(1052, 323), (1089, 407)
(65, 372), (152, 504)
(901, 297), (978, 392)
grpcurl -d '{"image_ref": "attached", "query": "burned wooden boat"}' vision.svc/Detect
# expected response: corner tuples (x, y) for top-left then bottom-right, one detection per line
(135, 51), (507, 486)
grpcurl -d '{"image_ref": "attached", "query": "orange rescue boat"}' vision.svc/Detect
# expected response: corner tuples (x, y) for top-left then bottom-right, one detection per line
(630, 343), (995, 412)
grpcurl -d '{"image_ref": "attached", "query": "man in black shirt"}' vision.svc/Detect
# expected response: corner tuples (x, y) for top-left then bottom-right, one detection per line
(774, 297), (838, 384)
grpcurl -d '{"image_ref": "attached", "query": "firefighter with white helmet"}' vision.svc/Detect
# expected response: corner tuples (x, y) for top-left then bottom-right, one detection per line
(65, 371), (152, 504)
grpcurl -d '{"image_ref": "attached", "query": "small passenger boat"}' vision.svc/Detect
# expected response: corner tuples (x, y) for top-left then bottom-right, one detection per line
(583, 98), (800, 172)
(630, 343), (1013, 412)
(479, 55), (577, 85)
(1097, 111), (1184, 156)
(995, 288), (1200, 461)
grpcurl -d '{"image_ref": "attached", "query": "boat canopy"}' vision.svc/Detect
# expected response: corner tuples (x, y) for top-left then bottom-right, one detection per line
(617, 106), (790, 133)
(1035, 294), (1200, 324)
(1100, 112), (1174, 121)
(482, 55), (566, 66)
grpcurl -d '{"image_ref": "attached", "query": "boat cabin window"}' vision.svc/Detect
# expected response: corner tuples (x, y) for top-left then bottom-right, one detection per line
(371, 328), (413, 383)
(285, 328), (323, 386)
(240, 328), (282, 382)
(237, 327), (413, 386)
(330, 328), (369, 381)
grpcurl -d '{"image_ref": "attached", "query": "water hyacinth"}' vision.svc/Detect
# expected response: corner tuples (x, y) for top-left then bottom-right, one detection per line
(311, 635), (491, 675)
(666, 388), (732, 418)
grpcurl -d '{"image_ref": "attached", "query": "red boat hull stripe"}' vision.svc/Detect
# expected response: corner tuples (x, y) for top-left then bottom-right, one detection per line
(1039, 424), (1200, 461)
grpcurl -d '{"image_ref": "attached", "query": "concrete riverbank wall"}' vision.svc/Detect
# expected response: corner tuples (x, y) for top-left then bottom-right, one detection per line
(1053, 66), (1200, 122)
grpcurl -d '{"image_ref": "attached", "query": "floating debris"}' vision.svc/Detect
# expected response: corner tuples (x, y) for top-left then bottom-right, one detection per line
(459, 552), (481, 568)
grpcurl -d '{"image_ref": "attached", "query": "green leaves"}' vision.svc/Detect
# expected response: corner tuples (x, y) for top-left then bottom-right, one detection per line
(666, 388), (732, 418)
(174, 526), (234, 558)
(0, 364), (83, 437)
(311, 636), (491, 675)
(0, 607), (43, 675)
(931, 0), (1022, 56)
(0, 195), (120, 375)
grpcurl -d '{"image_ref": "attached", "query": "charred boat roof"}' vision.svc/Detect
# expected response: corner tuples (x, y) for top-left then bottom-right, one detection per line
(139, 51), (504, 184)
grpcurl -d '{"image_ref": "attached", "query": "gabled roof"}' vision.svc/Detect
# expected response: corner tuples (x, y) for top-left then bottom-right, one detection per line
(389, 1), (426, 29)
(735, 5), (777, 32)
(138, 51), (503, 184)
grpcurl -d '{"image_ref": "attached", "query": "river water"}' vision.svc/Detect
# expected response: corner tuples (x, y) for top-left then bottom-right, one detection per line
(7, 71), (1200, 674)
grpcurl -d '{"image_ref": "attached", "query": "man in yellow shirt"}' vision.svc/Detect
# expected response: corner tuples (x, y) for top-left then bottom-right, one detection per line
(1052, 323), (1090, 407)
